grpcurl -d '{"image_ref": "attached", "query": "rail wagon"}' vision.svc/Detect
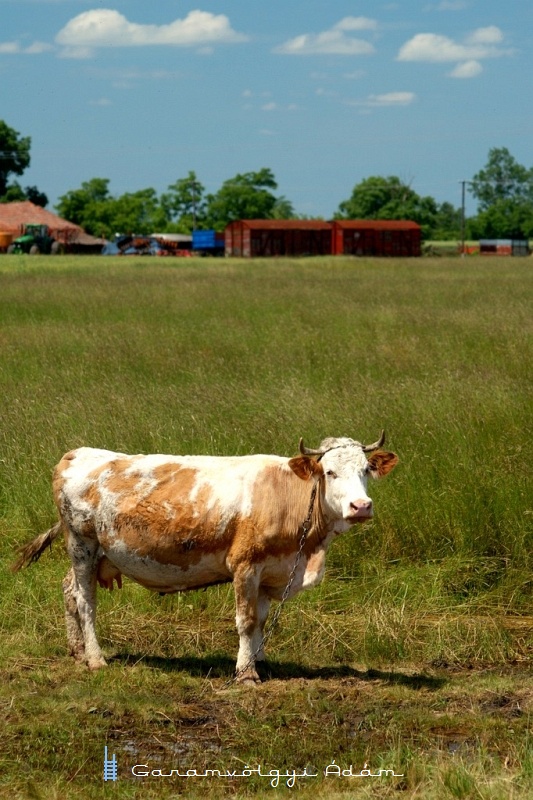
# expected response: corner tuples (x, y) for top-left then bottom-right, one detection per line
(225, 220), (334, 258)
(332, 220), (421, 257)
(224, 219), (421, 257)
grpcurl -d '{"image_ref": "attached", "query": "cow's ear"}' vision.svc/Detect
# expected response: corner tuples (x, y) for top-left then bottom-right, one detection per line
(367, 450), (398, 479)
(288, 456), (324, 481)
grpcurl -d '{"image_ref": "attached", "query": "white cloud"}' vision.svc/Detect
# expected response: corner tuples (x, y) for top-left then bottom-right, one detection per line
(55, 9), (248, 56)
(0, 42), (20, 53)
(57, 45), (93, 59)
(243, 96), (299, 113)
(448, 59), (482, 78)
(0, 40), (53, 54)
(275, 18), (376, 56)
(397, 26), (510, 62)
(24, 41), (54, 54)
(347, 91), (416, 108)
(343, 70), (366, 80)
(335, 17), (378, 32)
(107, 68), (179, 82)
(465, 26), (502, 45)
(435, 1), (468, 9)
(367, 91), (416, 106)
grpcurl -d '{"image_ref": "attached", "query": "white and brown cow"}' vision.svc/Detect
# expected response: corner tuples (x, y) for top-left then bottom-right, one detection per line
(13, 434), (397, 683)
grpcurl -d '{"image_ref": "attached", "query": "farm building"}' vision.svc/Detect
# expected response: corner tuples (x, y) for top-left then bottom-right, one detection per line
(225, 219), (333, 258)
(224, 219), (421, 257)
(479, 239), (530, 256)
(0, 202), (106, 253)
(332, 220), (421, 257)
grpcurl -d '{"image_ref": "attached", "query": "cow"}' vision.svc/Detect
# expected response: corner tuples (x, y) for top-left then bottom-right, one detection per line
(12, 433), (398, 683)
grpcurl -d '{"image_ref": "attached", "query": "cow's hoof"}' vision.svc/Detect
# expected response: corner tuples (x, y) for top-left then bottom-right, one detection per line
(87, 657), (108, 670)
(69, 647), (86, 664)
(235, 668), (261, 685)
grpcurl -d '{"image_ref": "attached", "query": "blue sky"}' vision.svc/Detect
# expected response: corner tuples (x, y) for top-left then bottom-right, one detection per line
(1, 0), (531, 218)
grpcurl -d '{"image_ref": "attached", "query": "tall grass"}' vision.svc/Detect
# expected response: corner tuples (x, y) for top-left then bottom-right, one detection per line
(1, 255), (531, 580)
(1, 254), (532, 799)
(1, 253), (531, 659)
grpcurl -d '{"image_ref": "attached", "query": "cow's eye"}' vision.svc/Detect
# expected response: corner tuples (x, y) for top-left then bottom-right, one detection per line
(326, 470), (337, 479)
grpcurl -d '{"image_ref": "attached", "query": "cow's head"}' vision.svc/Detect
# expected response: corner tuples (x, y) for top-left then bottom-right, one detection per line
(288, 432), (398, 528)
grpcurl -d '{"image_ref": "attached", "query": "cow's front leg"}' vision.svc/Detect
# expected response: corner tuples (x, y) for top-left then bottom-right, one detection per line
(233, 566), (262, 684)
(255, 589), (271, 663)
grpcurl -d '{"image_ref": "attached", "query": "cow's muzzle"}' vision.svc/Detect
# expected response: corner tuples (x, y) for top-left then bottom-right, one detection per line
(346, 499), (373, 522)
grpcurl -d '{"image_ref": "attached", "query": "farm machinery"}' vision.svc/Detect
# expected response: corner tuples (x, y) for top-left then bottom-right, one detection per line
(102, 234), (193, 256)
(7, 224), (63, 255)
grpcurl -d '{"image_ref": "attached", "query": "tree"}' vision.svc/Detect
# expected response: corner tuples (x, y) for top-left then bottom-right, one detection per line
(336, 176), (409, 219)
(0, 120), (31, 197)
(335, 175), (440, 239)
(110, 188), (168, 236)
(431, 202), (462, 240)
(270, 196), (296, 219)
(57, 179), (170, 238)
(161, 171), (206, 233)
(205, 168), (279, 230)
(470, 147), (533, 212)
(468, 199), (533, 240)
(469, 147), (533, 238)
(0, 183), (26, 203)
(0, 182), (48, 206)
(56, 178), (112, 236)
(24, 185), (48, 207)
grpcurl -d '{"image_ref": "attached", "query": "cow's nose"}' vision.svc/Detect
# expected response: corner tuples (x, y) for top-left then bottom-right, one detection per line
(350, 499), (373, 515)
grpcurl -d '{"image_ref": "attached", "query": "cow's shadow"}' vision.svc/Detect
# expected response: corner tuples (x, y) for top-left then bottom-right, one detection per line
(109, 652), (445, 690)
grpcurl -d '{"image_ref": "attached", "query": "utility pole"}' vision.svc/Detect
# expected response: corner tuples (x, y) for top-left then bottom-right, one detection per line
(190, 177), (197, 232)
(459, 180), (467, 256)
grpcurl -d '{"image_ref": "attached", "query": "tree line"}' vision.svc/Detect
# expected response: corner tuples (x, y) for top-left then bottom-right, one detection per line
(1, 119), (532, 241)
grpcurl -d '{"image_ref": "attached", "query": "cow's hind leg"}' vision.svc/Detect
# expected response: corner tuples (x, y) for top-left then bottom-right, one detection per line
(66, 531), (107, 670)
(63, 567), (86, 663)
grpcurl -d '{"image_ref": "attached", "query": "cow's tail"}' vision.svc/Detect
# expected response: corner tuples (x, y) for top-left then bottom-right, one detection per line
(10, 521), (63, 573)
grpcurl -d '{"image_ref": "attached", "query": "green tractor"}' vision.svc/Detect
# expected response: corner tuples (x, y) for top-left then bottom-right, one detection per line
(7, 223), (63, 255)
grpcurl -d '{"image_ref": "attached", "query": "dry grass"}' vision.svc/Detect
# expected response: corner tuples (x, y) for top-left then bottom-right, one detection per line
(2, 648), (532, 799)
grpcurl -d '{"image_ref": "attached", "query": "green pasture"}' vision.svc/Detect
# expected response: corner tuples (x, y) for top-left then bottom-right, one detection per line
(0, 254), (532, 799)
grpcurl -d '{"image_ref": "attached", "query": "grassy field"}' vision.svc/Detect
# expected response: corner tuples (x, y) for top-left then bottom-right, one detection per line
(0, 254), (532, 799)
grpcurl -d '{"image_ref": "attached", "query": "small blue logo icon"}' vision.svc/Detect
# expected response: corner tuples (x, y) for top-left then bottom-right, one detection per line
(103, 746), (118, 781)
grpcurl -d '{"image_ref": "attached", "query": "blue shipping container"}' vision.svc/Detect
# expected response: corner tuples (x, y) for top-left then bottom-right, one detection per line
(192, 230), (225, 250)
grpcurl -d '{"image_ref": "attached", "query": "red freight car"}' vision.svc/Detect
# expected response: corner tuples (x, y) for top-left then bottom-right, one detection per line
(225, 219), (333, 258)
(225, 219), (422, 257)
(332, 220), (421, 257)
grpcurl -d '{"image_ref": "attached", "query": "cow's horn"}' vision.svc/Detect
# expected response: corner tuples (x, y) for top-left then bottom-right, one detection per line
(362, 430), (386, 452)
(299, 438), (324, 456)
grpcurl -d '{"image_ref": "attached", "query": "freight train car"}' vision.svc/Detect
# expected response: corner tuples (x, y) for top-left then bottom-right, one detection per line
(332, 220), (421, 257)
(224, 219), (421, 257)
(225, 219), (333, 258)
